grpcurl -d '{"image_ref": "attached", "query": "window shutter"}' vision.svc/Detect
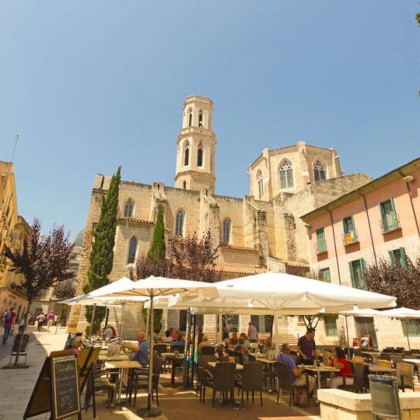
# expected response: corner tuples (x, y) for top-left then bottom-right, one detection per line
(389, 250), (396, 266)
(349, 262), (355, 288)
(361, 258), (366, 274)
(400, 247), (406, 268)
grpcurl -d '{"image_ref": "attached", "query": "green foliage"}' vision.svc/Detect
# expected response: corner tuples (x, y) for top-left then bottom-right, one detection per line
(364, 255), (420, 309)
(148, 205), (166, 261)
(84, 167), (121, 333)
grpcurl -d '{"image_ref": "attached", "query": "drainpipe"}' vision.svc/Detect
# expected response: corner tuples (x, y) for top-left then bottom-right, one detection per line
(399, 172), (420, 238)
(358, 192), (378, 267)
(326, 209), (342, 285)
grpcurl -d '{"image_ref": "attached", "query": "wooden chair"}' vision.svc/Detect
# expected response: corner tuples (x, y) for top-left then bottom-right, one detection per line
(202, 362), (236, 409)
(396, 362), (415, 392)
(274, 362), (310, 407)
(235, 362), (264, 409)
(377, 359), (393, 369)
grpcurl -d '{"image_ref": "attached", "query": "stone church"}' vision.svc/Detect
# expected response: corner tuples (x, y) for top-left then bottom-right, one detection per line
(71, 95), (371, 338)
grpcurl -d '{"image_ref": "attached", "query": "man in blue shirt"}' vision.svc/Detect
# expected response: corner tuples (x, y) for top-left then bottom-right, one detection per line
(122, 331), (148, 367)
(277, 343), (315, 394)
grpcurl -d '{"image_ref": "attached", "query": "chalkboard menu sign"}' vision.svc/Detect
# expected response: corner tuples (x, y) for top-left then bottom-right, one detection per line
(51, 356), (81, 419)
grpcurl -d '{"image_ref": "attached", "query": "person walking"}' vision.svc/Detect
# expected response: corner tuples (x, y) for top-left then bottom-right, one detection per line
(2, 307), (16, 345)
(248, 321), (258, 343)
(36, 312), (46, 332)
(47, 311), (55, 331)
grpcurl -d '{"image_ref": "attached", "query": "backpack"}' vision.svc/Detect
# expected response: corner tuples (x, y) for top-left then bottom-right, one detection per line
(5, 311), (11, 321)
(295, 389), (308, 406)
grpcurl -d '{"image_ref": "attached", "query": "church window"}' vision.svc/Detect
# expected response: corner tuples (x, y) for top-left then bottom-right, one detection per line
(124, 199), (134, 217)
(127, 236), (137, 264)
(313, 160), (326, 181)
(184, 141), (190, 166)
(183, 181), (187, 189)
(188, 112), (192, 127)
(198, 111), (203, 127)
(279, 160), (294, 189)
(197, 144), (203, 167)
(256, 170), (264, 199)
(175, 210), (185, 236)
(223, 219), (231, 243)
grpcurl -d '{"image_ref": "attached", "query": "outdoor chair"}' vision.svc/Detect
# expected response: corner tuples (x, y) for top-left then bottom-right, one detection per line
(274, 361), (310, 407)
(127, 354), (163, 407)
(235, 362), (264, 409)
(170, 344), (185, 354)
(196, 355), (217, 400)
(87, 364), (118, 410)
(379, 352), (392, 361)
(232, 350), (243, 365)
(274, 362), (309, 407)
(377, 359), (393, 368)
(396, 362), (415, 392)
(352, 362), (369, 393)
(202, 362), (236, 409)
(392, 353), (404, 365)
(9, 333), (30, 365)
(199, 345), (216, 356)
(153, 344), (169, 355)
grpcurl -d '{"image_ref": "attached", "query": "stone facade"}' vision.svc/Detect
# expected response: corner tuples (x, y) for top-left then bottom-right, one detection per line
(71, 95), (373, 339)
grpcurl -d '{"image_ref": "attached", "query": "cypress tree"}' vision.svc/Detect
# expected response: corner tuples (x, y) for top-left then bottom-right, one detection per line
(148, 204), (166, 261)
(84, 166), (121, 332)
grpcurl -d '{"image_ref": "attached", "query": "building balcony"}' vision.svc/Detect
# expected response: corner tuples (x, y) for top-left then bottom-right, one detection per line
(380, 213), (401, 233)
(342, 230), (359, 246)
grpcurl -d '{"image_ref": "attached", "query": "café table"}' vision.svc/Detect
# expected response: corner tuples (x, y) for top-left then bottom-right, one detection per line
(305, 365), (339, 392)
(207, 361), (243, 371)
(161, 353), (185, 386)
(403, 358), (420, 365)
(105, 360), (142, 402)
(368, 364), (397, 375)
(254, 356), (276, 391)
(98, 354), (130, 362)
(360, 351), (380, 363)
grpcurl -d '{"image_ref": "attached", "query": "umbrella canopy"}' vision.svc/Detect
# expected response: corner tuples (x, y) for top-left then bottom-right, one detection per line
(339, 308), (384, 317)
(97, 275), (218, 417)
(170, 272), (397, 314)
(378, 307), (420, 319)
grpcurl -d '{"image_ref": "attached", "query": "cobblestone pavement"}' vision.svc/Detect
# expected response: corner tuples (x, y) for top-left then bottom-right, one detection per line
(0, 326), (321, 420)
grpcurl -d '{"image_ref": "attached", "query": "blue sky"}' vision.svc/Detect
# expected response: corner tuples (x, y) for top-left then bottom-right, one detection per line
(0, 1), (419, 239)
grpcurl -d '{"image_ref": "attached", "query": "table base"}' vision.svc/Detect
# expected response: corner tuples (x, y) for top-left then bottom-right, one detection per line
(137, 406), (162, 418)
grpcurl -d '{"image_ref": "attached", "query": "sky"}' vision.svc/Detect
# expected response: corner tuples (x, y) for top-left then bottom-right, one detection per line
(0, 1), (419, 240)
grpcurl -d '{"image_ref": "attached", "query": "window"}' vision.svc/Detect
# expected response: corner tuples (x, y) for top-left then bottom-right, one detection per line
(257, 170), (263, 199)
(349, 258), (366, 289)
(183, 181), (187, 190)
(127, 237), (137, 264)
(380, 199), (399, 232)
(184, 141), (190, 166)
(325, 316), (338, 337)
(198, 111), (203, 127)
(279, 159), (294, 189)
(175, 210), (184, 236)
(197, 144), (203, 167)
(319, 267), (331, 282)
(316, 228), (327, 253)
(124, 200), (134, 217)
(188, 112), (192, 127)
(223, 219), (231, 243)
(250, 315), (273, 334)
(179, 310), (188, 331)
(313, 160), (326, 181)
(405, 320), (420, 337)
(343, 216), (357, 245)
(389, 247), (406, 268)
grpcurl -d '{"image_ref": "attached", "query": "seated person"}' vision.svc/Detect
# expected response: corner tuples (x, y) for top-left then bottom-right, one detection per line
(277, 343), (315, 396)
(323, 346), (353, 389)
(261, 337), (273, 354)
(197, 334), (212, 355)
(121, 331), (148, 367)
(163, 329), (174, 343)
(218, 343), (229, 359)
(72, 336), (83, 356)
(229, 332), (238, 348)
(239, 333), (250, 348)
(233, 337), (249, 363)
(174, 332), (185, 346)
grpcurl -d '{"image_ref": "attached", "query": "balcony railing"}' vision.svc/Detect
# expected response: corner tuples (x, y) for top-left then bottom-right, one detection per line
(380, 213), (400, 233)
(342, 230), (359, 246)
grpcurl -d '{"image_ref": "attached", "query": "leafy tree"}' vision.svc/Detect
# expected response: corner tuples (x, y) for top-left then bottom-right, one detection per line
(54, 278), (77, 300)
(4, 218), (74, 365)
(364, 255), (420, 309)
(84, 167), (121, 333)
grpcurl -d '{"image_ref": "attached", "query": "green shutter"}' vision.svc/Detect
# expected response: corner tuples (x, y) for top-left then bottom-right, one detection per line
(389, 250), (396, 266)
(399, 247), (406, 268)
(361, 259), (367, 289)
(349, 261), (355, 288)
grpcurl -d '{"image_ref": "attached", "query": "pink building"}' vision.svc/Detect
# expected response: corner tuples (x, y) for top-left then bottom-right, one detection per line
(302, 158), (420, 349)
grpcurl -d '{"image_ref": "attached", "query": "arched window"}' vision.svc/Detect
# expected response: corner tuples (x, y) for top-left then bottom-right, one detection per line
(175, 210), (184, 236)
(197, 143), (203, 167)
(223, 219), (231, 243)
(279, 159), (294, 189)
(198, 111), (203, 127)
(256, 170), (264, 199)
(313, 160), (326, 181)
(188, 112), (193, 127)
(124, 199), (134, 217)
(127, 236), (137, 264)
(184, 141), (190, 166)
(183, 180), (187, 189)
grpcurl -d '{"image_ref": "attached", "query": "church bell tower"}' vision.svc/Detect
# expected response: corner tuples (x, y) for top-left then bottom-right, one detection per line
(174, 95), (216, 194)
